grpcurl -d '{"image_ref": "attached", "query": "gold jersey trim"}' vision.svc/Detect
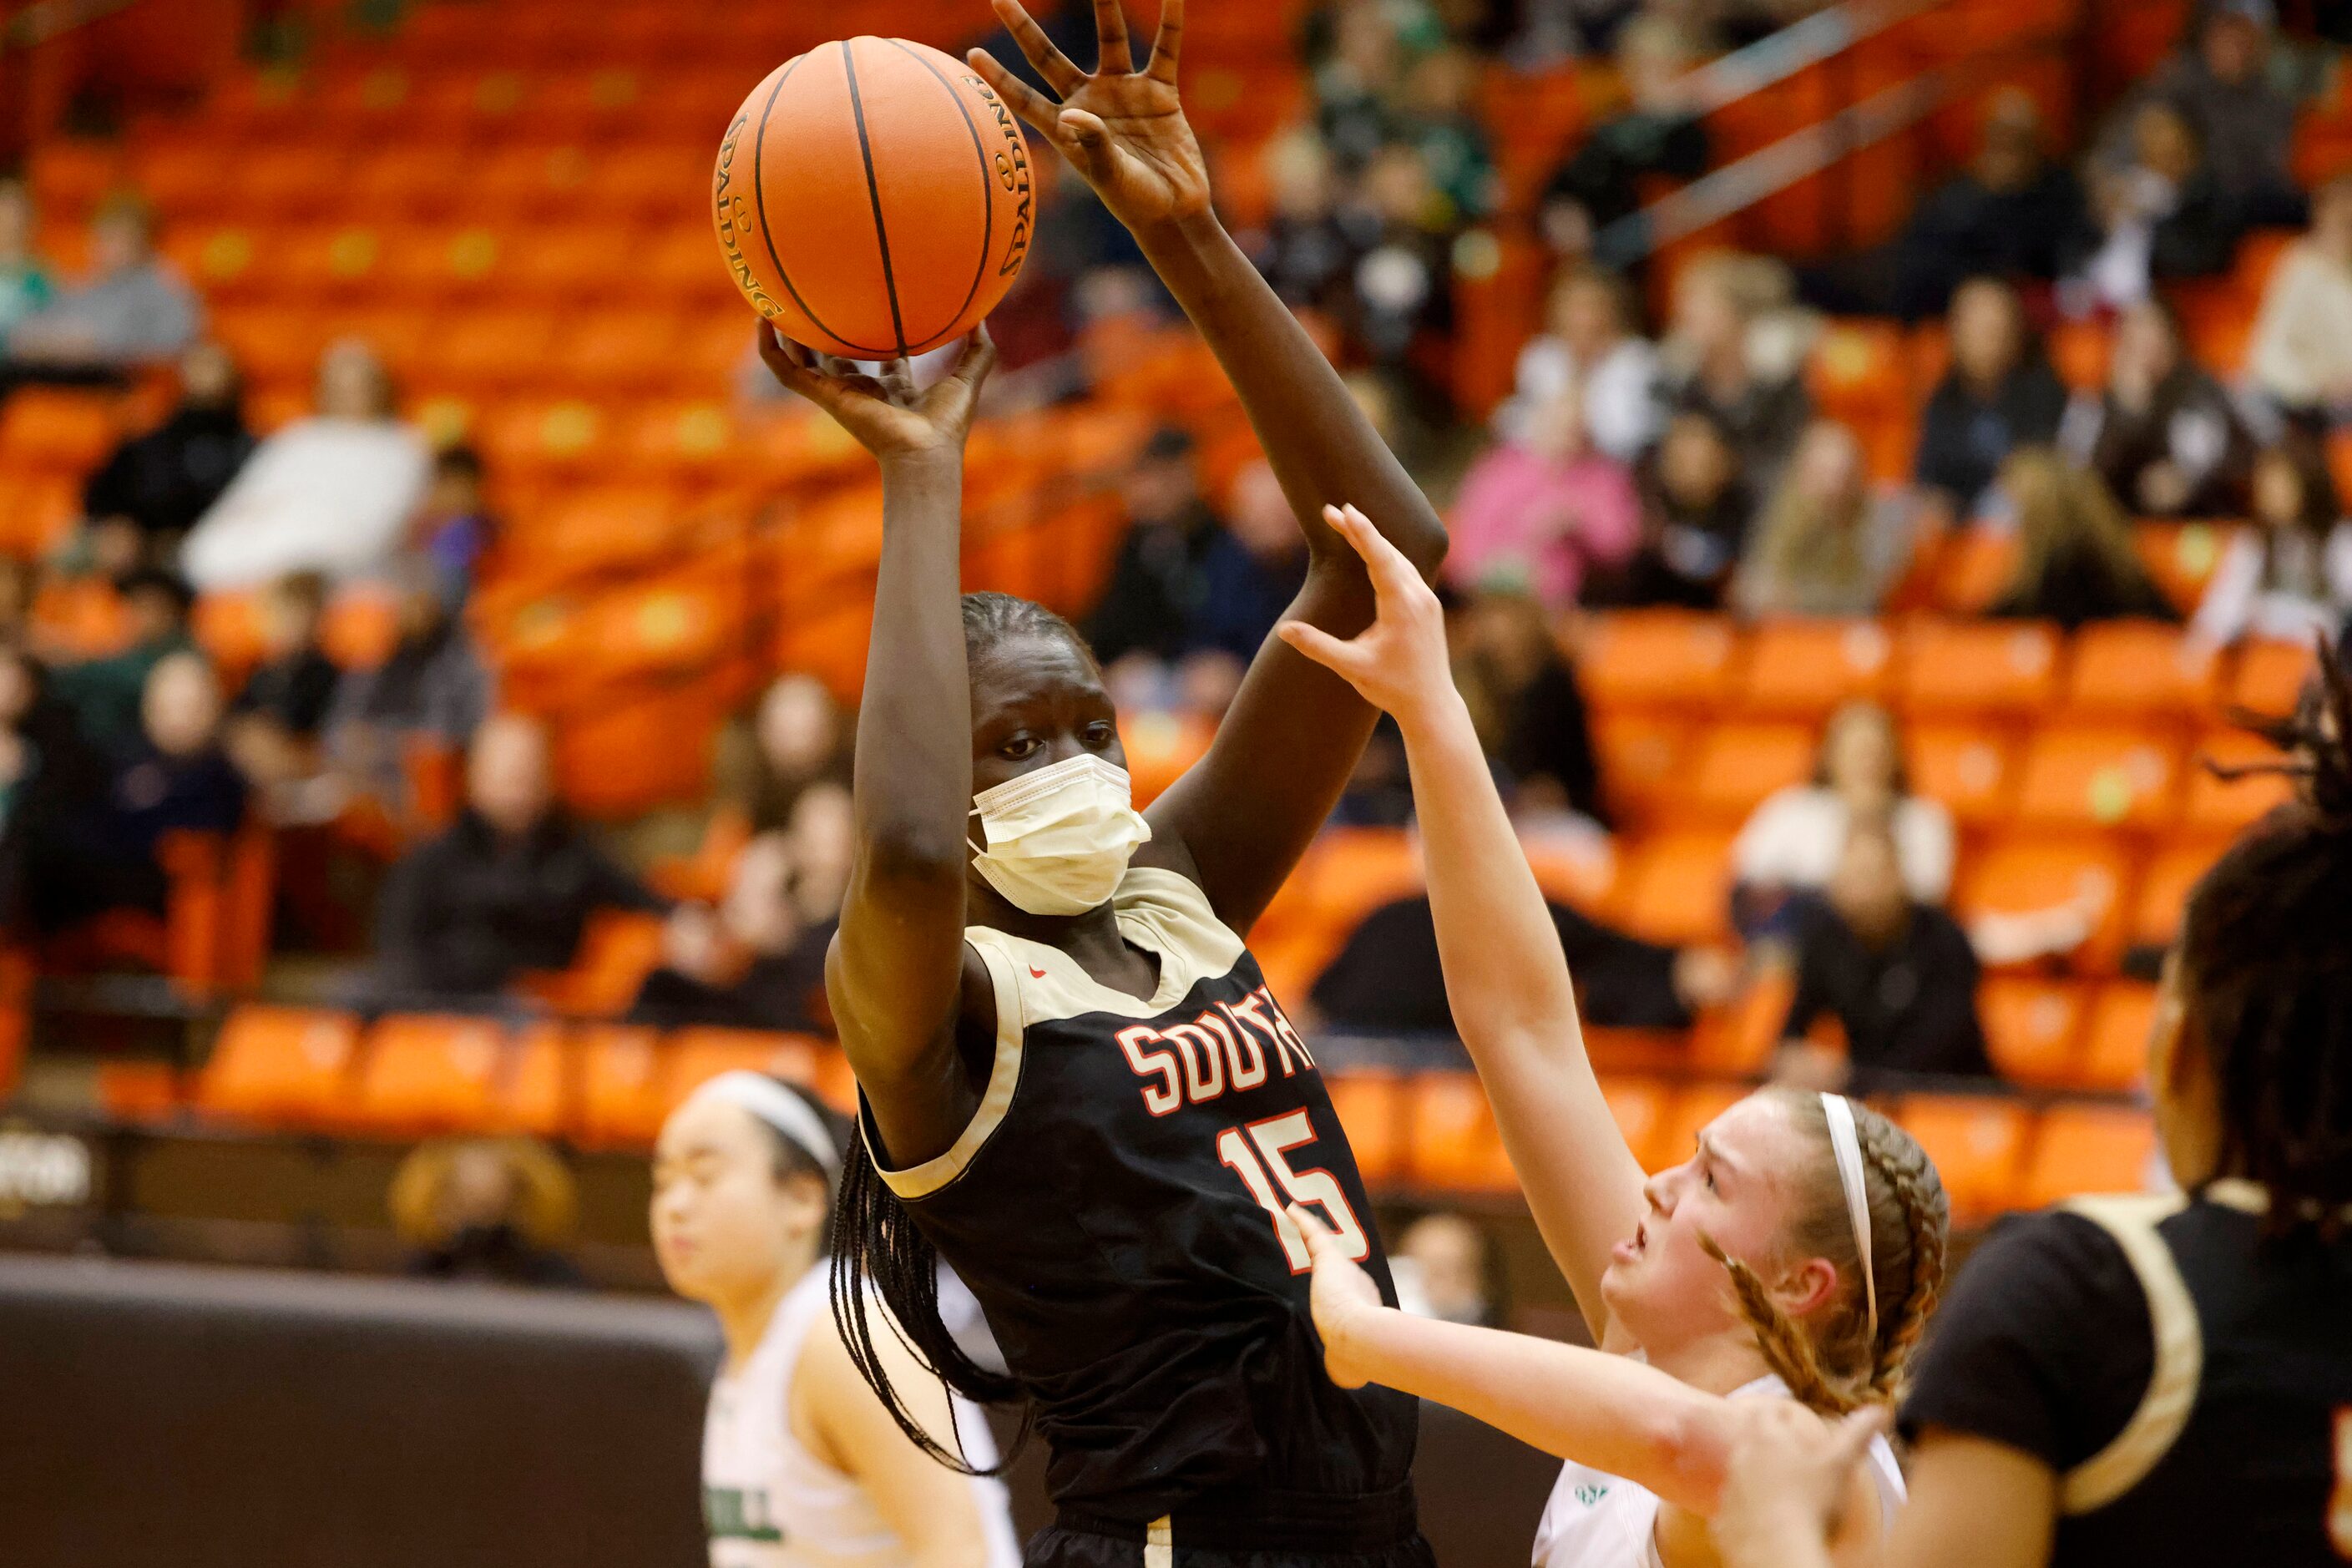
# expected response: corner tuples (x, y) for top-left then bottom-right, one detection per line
(2056, 1191), (2203, 1515)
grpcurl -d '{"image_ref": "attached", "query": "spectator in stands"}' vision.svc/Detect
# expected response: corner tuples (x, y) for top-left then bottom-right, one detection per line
(630, 832), (827, 1032)
(224, 571), (340, 812)
(1732, 701), (1955, 940)
(1733, 421), (1913, 617)
(1448, 382), (1641, 610)
(0, 645), (109, 931)
(78, 341), (255, 559)
(1536, 14), (1707, 256)
(49, 567), (195, 749)
(2063, 296), (2256, 516)
(1912, 277), (2069, 518)
(392, 1136), (582, 1288)
(1451, 586), (1605, 823)
(181, 337), (432, 590)
(1312, 0), (1415, 175)
(0, 177), (54, 343)
(77, 652), (249, 920)
(1392, 1211), (1501, 1327)
(324, 555), (493, 806)
(1188, 459), (1312, 665)
(1398, 46), (1496, 228)
(1244, 130), (1362, 317)
(2247, 174), (2352, 430)
(372, 714), (664, 1004)
(2061, 99), (2240, 316)
(1880, 89), (2087, 319)
(1987, 449), (2179, 630)
(1773, 818), (1994, 1095)
(1500, 263), (1662, 462)
(715, 671), (849, 837)
(1661, 250), (1814, 492)
(2188, 435), (2352, 648)
(1600, 408), (1752, 609)
(1085, 426), (1230, 673)
(3, 194), (199, 379)
(1335, 143), (1457, 374)
(407, 444), (493, 608)
(2096, 0), (2302, 229)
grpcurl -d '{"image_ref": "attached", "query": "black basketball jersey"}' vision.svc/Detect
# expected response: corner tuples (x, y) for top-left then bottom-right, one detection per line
(863, 866), (1418, 1525)
(1904, 1180), (2352, 1565)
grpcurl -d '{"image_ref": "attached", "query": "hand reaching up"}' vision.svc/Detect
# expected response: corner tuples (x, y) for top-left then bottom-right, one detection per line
(1276, 504), (1459, 731)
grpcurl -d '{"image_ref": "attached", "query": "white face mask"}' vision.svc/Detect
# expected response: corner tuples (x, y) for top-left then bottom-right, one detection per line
(968, 753), (1152, 917)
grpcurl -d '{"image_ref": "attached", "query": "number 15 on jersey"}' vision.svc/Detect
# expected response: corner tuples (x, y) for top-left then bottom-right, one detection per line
(1217, 1109), (1370, 1273)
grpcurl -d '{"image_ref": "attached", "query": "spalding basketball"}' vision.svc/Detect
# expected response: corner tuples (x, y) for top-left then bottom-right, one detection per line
(714, 37), (1035, 361)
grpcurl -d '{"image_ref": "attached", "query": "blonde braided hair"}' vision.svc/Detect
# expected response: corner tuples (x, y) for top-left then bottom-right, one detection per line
(1698, 1090), (1951, 1414)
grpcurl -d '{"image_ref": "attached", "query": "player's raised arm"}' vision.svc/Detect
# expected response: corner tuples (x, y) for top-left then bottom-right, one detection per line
(756, 328), (1003, 1164)
(1277, 506), (1646, 1338)
(968, 0), (1447, 933)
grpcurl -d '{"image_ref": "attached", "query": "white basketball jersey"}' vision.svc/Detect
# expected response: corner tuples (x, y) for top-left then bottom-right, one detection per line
(701, 1264), (1022, 1568)
(1530, 1373), (1906, 1568)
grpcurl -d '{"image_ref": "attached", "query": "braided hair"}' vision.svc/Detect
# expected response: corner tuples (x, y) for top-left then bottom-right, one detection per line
(2180, 637), (2352, 1244)
(1701, 1090), (1951, 1414)
(825, 590), (1098, 1473)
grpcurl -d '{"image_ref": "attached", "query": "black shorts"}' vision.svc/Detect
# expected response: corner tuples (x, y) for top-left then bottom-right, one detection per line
(1034, 1484), (1434, 1568)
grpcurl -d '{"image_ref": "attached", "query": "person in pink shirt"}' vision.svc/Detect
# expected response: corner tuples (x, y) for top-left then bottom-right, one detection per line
(1447, 382), (1642, 608)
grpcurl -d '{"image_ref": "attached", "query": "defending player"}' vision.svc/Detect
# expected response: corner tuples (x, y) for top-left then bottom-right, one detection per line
(1705, 650), (2352, 1568)
(1272, 503), (1947, 1568)
(748, 0), (1451, 1563)
(652, 1071), (1020, 1568)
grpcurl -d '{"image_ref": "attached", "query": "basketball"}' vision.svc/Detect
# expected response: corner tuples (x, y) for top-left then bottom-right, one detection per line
(713, 37), (1035, 361)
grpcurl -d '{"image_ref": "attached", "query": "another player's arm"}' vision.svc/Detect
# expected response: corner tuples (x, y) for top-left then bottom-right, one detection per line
(798, 1315), (998, 1568)
(757, 331), (1002, 1165)
(969, 0), (1448, 933)
(1278, 504), (1646, 1342)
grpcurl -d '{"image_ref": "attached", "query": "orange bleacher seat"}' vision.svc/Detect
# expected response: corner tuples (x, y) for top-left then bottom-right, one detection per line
(1408, 1072), (1519, 1194)
(1899, 620), (2061, 717)
(1898, 1095), (2031, 1219)
(2129, 837), (2228, 953)
(1120, 709), (1216, 807)
(474, 397), (609, 478)
(522, 909), (669, 1018)
(1591, 714), (1687, 827)
(460, 140), (599, 220)
(1578, 611), (1742, 715)
(2063, 620), (2222, 718)
(1930, 526), (2020, 615)
(499, 1023), (569, 1136)
(1600, 1075), (1671, 1173)
(418, 310), (565, 397)
(349, 1014), (507, 1133)
(346, 145), (462, 220)
(1673, 722), (1817, 822)
(1904, 726), (2013, 827)
(321, 587), (402, 669)
(1956, 837), (2137, 972)
(0, 387), (121, 473)
(1979, 977), (2087, 1086)
(662, 1029), (826, 1115)
(1325, 1070), (1404, 1184)
(2180, 728), (2296, 834)
(575, 1024), (670, 1146)
(1808, 321), (1911, 422)
(1615, 830), (1735, 947)
(96, 1061), (182, 1123)
(2050, 321), (2111, 390)
(0, 473), (84, 556)
(1689, 969), (1794, 1075)
(225, 145), (352, 220)
(2018, 1105), (2158, 1208)
(557, 309), (690, 392)
(2231, 638), (2317, 716)
(195, 1006), (362, 1126)
(2011, 727), (2183, 832)
(2133, 522), (2235, 614)
(2081, 983), (2157, 1092)
(1735, 620), (1897, 718)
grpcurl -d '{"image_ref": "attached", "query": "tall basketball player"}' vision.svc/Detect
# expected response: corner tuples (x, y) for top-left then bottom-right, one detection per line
(1267, 503), (1945, 1567)
(746, 1), (1449, 1564)
(1707, 650), (2352, 1568)
(652, 1071), (1020, 1568)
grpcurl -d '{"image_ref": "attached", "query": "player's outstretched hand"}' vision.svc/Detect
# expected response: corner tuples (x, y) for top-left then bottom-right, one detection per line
(1288, 1203), (1383, 1391)
(966, 0), (1209, 233)
(1707, 1399), (1888, 1568)
(753, 323), (998, 463)
(1276, 503), (1458, 731)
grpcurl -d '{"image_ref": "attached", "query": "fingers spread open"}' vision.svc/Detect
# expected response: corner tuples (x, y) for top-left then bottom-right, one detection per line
(987, 0), (1086, 95)
(1092, 0), (1133, 74)
(1146, 0), (1184, 83)
(964, 48), (1072, 143)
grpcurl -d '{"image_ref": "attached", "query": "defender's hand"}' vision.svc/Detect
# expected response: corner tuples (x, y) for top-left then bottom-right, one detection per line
(1289, 1204), (1383, 1391)
(1276, 504), (1459, 732)
(966, 0), (1210, 233)
(754, 324), (998, 462)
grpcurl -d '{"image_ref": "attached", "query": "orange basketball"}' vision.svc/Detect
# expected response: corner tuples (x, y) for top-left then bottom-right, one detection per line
(713, 37), (1036, 361)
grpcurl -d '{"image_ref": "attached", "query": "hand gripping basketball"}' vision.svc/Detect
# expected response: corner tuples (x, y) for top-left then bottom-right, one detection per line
(755, 326), (999, 462)
(964, 0), (1211, 232)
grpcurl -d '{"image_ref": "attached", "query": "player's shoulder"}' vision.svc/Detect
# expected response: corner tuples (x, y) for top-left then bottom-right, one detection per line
(1939, 1202), (2151, 1335)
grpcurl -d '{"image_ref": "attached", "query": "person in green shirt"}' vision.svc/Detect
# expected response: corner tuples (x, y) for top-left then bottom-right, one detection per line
(0, 178), (56, 344)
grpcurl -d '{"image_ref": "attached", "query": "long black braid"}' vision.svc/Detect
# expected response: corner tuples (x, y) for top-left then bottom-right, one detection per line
(823, 590), (1095, 1472)
(2187, 636), (2352, 1244)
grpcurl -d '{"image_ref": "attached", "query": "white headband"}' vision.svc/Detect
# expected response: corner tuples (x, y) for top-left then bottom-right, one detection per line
(1819, 1092), (1879, 1344)
(695, 1071), (842, 1182)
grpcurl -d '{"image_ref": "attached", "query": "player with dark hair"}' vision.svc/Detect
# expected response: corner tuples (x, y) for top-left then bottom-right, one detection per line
(746, 1), (1450, 1565)
(653, 1071), (1019, 1568)
(1707, 645), (2352, 1567)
